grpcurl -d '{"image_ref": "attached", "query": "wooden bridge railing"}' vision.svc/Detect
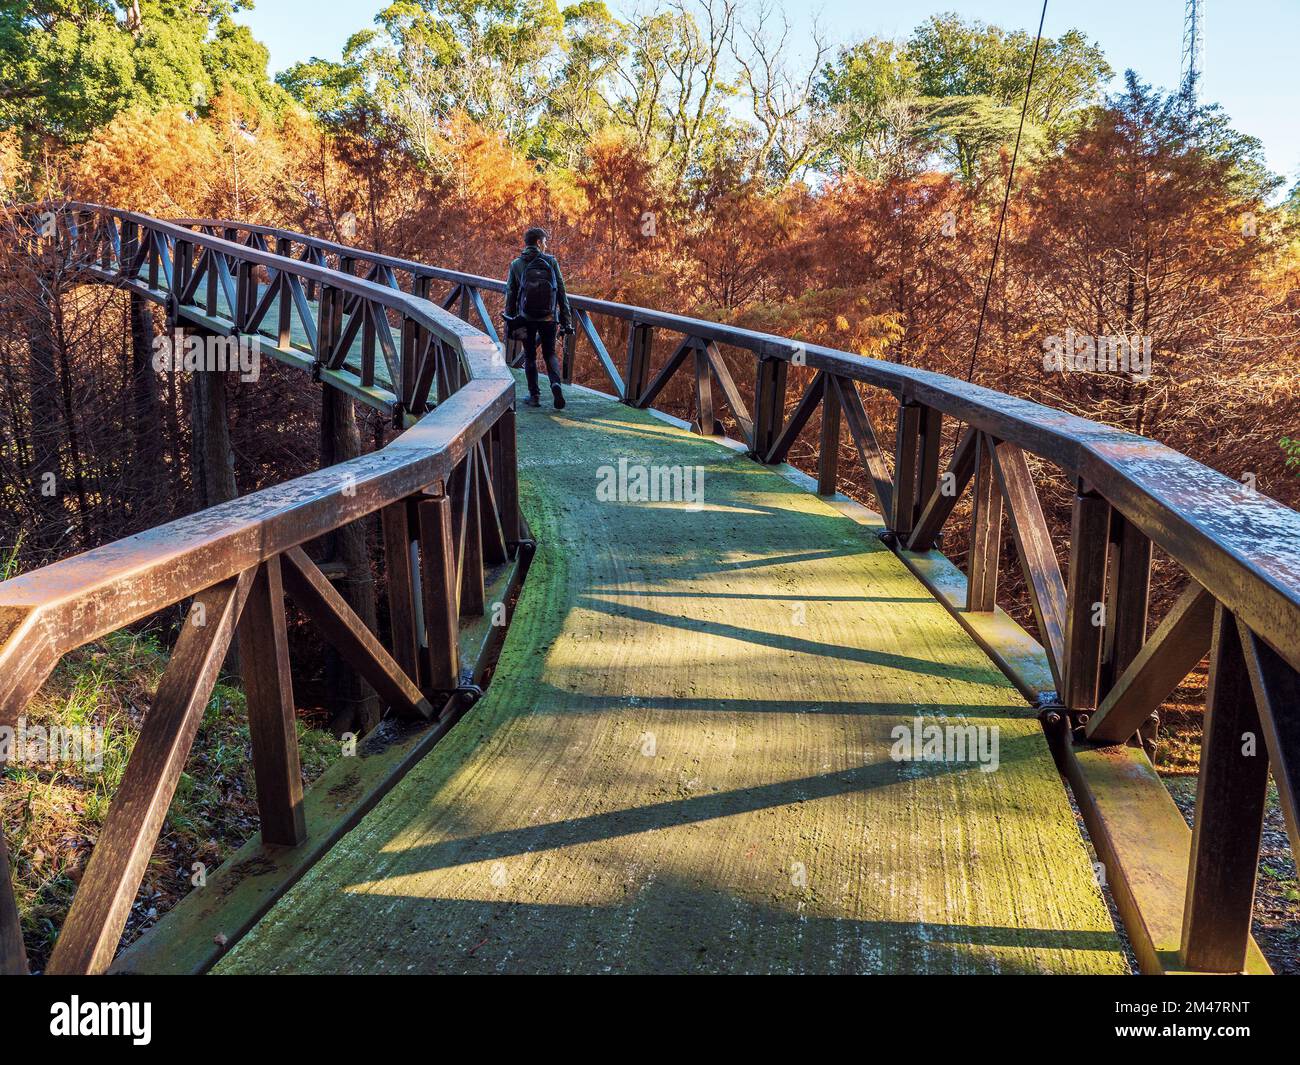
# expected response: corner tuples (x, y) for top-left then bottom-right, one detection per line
(0, 205), (521, 973)
(191, 219), (1300, 975)
(5, 209), (1296, 975)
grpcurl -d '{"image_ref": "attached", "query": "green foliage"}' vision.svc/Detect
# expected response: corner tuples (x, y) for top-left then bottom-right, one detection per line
(815, 14), (1110, 182)
(1282, 436), (1300, 475)
(0, 0), (288, 144)
(814, 38), (919, 178)
(312, 0), (569, 163)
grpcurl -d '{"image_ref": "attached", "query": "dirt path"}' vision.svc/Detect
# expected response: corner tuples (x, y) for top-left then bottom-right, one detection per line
(217, 386), (1125, 974)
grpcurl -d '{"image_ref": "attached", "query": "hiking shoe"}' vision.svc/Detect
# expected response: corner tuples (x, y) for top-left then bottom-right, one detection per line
(523, 394), (541, 408)
(552, 384), (566, 410)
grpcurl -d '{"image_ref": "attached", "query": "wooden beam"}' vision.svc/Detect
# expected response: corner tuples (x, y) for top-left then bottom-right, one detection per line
(966, 433), (1003, 613)
(914, 404), (943, 529)
(1181, 604), (1269, 973)
(0, 824), (27, 974)
(764, 371), (824, 465)
(238, 557), (307, 846)
(281, 546), (435, 720)
(693, 345), (718, 435)
(832, 376), (894, 519)
(907, 426), (976, 551)
(817, 377), (841, 496)
(475, 442), (508, 565)
(380, 500), (420, 686)
(497, 407), (521, 547)
(1101, 511), (1152, 693)
(1236, 619), (1300, 866)
(637, 335), (695, 411)
(624, 323), (653, 406)
(1086, 583), (1214, 744)
(47, 571), (254, 974)
(1063, 485), (1110, 712)
(459, 458), (485, 617)
(418, 495), (460, 691)
(892, 401), (921, 538)
(702, 342), (753, 446)
(752, 356), (789, 462)
(987, 438), (1067, 689)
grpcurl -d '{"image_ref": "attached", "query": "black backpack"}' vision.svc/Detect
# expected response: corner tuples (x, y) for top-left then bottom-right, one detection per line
(520, 255), (558, 320)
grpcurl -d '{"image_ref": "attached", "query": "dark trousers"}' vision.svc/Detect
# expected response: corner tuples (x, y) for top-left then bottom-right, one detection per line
(521, 320), (562, 397)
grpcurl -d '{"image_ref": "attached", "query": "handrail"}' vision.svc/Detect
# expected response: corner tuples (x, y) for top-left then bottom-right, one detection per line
(188, 218), (1300, 678)
(0, 204), (520, 974)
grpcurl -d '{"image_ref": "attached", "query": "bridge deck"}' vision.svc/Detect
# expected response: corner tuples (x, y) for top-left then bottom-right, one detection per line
(216, 386), (1125, 974)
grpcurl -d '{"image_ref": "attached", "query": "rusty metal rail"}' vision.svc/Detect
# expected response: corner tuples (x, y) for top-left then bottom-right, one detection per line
(0, 204), (520, 974)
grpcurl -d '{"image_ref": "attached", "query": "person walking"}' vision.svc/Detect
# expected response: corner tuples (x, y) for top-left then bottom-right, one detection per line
(503, 227), (574, 409)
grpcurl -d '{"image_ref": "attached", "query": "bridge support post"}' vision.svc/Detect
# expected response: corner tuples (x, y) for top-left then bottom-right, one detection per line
(562, 330), (576, 384)
(418, 494), (461, 692)
(0, 824), (27, 974)
(1100, 511), (1152, 695)
(752, 356), (788, 463)
(497, 408), (521, 549)
(892, 401), (921, 539)
(238, 557), (307, 847)
(817, 381), (841, 495)
(1064, 484), (1111, 717)
(693, 345), (718, 436)
(1181, 605), (1269, 972)
(966, 433), (1003, 612)
(624, 323), (653, 406)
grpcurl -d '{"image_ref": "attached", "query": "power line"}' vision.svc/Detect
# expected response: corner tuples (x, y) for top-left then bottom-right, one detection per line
(963, 0), (1049, 384)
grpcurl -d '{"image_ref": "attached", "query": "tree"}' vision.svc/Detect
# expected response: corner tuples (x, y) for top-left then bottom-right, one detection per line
(0, 1), (287, 145)
(1011, 74), (1286, 439)
(536, 0), (624, 167)
(297, 0), (567, 166)
(905, 14), (1110, 182)
(730, 2), (830, 182)
(813, 38), (923, 179)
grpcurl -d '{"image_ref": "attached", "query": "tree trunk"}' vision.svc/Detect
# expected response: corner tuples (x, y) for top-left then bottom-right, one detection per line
(129, 294), (164, 517)
(26, 296), (63, 551)
(320, 387), (381, 736)
(187, 334), (238, 510)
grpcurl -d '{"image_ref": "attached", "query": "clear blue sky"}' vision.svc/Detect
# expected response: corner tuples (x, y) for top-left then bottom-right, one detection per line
(237, 0), (1300, 187)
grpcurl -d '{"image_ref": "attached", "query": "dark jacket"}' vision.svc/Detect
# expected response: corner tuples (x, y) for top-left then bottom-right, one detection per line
(503, 245), (573, 329)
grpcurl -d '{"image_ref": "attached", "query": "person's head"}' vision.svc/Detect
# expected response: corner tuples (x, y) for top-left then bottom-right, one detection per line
(524, 226), (548, 252)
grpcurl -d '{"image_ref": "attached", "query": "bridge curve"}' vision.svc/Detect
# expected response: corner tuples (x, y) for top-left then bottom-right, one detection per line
(215, 387), (1123, 974)
(0, 203), (1294, 975)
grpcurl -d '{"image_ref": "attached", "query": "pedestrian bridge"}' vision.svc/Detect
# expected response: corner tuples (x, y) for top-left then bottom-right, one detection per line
(1, 205), (1295, 975)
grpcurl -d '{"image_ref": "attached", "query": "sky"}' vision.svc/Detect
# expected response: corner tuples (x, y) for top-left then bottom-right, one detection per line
(236, 0), (1300, 187)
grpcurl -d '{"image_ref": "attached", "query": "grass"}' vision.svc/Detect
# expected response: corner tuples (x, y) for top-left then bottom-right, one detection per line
(1, 624), (338, 972)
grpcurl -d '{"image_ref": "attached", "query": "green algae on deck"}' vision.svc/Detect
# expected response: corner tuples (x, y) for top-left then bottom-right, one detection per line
(216, 384), (1126, 974)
